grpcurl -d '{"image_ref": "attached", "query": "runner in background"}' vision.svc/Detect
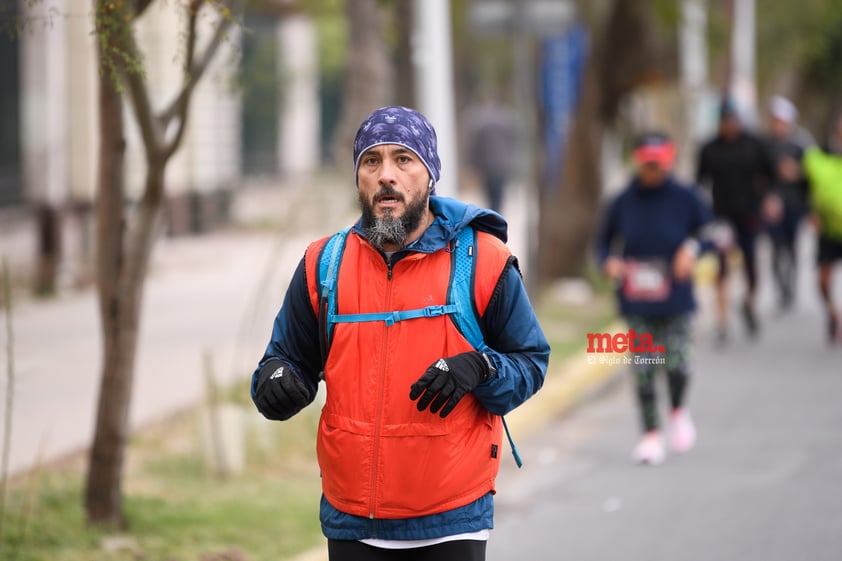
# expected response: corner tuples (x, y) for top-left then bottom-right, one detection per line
(597, 132), (713, 465)
(762, 96), (814, 311)
(802, 115), (842, 344)
(696, 98), (776, 343)
(463, 92), (517, 214)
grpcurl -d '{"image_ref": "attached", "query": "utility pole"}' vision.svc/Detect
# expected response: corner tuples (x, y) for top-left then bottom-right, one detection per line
(511, 0), (540, 293)
(729, 0), (757, 126)
(412, 0), (458, 197)
(679, 0), (709, 177)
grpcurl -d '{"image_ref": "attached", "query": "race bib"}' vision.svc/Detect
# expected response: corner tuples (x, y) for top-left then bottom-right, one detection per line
(622, 259), (671, 302)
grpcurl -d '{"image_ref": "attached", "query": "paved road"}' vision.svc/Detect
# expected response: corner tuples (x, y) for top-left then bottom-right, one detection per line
(489, 230), (842, 561)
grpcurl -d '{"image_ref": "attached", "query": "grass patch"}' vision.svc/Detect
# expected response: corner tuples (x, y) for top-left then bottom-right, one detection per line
(537, 283), (620, 360)
(1, 279), (618, 561)
(1, 408), (325, 561)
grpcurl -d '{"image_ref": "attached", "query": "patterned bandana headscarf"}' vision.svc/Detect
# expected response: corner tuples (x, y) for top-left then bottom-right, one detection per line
(353, 106), (442, 193)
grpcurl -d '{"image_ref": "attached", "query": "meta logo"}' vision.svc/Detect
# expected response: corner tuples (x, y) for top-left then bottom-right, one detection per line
(586, 329), (665, 354)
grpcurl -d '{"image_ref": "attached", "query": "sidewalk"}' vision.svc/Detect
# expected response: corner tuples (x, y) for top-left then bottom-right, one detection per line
(1, 175), (361, 479)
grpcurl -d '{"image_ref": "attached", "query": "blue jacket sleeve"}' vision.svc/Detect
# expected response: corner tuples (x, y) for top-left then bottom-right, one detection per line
(471, 258), (550, 415)
(250, 256), (322, 412)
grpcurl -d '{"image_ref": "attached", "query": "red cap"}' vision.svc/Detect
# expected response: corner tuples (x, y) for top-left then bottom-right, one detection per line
(633, 141), (676, 169)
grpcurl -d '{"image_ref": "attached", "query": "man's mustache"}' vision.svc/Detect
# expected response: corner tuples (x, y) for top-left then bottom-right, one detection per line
(373, 186), (405, 203)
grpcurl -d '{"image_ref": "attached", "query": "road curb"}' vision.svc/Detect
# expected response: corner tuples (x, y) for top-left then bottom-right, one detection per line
(505, 334), (625, 441)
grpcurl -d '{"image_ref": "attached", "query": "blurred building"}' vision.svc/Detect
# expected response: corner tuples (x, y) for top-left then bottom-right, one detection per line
(0, 0), (320, 288)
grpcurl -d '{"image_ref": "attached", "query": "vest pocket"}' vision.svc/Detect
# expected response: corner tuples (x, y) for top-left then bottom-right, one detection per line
(317, 413), (373, 516)
(375, 415), (499, 517)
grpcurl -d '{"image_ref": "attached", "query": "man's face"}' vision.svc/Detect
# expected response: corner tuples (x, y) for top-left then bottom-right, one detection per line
(357, 144), (431, 250)
(638, 162), (668, 187)
(770, 115), (792, 139)
(719, 115), (740, 140)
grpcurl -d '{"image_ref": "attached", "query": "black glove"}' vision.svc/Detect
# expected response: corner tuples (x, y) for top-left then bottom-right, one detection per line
(409, 351), (493, 418)
(253, 361), (314, 420)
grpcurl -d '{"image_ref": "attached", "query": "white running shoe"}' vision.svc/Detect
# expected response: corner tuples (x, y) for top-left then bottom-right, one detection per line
(632, 431), (665, 466)
(669, 408), (697, 453)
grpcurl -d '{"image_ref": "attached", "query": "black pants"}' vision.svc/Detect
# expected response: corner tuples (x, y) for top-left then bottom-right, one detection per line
(327, 539), (487, 561)
(625, 314), (693, 432)
(717, 216), (760, 293)
(769, 209), (802, 307)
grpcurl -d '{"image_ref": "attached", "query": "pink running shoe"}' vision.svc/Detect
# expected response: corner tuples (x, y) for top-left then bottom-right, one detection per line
(632, 431), (665, 466)
(669, 408), (697, 453)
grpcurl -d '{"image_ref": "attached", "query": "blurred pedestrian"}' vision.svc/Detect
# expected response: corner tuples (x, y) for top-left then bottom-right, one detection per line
(762, 95), (813, 311)
(696, 98), (776, 343)
(464, 93), (517, 213)
(802, 115), (842, 344)
(250, 106), (550, 560)
(597, 132), (713, 466)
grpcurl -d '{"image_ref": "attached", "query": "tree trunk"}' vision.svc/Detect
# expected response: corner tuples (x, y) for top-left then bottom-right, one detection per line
(393, 1), (415, 108)
(330, 0), (392, 166)
(537, 0), (659, 281)
(85, 29), (130, 526)
(85, 111), (167, 529)
(538, 59), (603, 279)
(84, 0), (236, 526)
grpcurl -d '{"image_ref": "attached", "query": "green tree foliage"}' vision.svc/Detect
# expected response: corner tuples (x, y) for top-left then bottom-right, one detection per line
(752, 0), (842, 135)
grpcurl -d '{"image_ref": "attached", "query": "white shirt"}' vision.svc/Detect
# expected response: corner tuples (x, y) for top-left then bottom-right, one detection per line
(360, 530), (490, 550)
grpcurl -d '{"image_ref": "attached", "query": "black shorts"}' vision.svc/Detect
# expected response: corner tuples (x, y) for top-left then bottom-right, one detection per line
(327, 538), (486, 561)
(817, 235), (842, 265)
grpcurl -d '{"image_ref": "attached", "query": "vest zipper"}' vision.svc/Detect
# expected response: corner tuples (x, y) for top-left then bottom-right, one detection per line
(369, 259), (393, 520)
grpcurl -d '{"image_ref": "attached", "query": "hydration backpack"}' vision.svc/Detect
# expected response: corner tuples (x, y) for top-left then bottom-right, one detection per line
(315, 225), (522, 467)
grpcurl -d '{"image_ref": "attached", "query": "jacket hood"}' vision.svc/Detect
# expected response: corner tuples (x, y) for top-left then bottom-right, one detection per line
(352, 196), (508, 254)
(429, 196), (508, 244)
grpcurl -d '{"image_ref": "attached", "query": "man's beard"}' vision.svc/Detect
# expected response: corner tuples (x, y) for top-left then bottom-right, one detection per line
(359, 186), (429, 251)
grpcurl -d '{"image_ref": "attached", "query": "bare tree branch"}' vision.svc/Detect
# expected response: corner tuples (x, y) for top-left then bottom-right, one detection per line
(158, 0), (202, 161)
(113, 11), (164, 165)
(123, 71), (163, 162)
(159, 1), (239, 161)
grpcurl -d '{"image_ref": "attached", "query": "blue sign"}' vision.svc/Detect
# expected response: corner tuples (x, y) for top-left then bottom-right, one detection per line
(539, 23), (588, 192)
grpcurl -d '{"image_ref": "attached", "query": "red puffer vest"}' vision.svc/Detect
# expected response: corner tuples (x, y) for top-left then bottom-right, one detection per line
(304, 229), (510, 519)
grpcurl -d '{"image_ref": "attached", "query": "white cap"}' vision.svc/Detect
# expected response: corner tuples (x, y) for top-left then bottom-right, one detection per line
(769, 95), (798, 124)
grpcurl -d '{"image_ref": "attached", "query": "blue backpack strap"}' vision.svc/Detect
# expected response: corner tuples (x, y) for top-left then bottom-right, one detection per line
(449, 226), (522, 468)
(317, 227), (460, 355)
(448, 226), (487, 352)
(317, 227), (351, 370)
(331, 305), (458, 327)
